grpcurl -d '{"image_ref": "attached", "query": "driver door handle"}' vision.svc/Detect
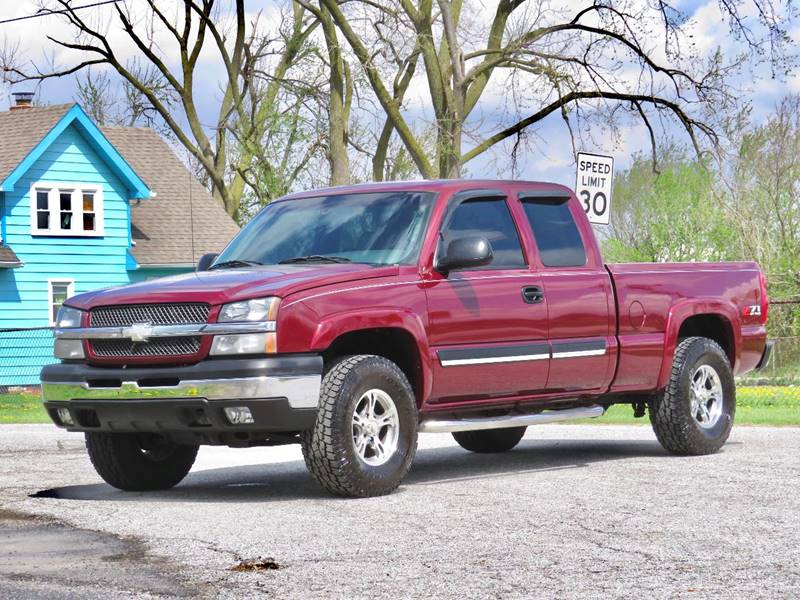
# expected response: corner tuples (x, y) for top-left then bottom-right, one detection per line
(522, 285), (544, 304)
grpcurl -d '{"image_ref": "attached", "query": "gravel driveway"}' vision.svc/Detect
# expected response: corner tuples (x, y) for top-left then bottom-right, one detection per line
(1, 424), (798, 599)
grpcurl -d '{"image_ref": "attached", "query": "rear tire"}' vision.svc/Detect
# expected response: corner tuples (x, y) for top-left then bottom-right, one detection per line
(649, 337), (735, 455)
(85, 432), (198, 491)
(452, 426), (527, 453)
(301, 355), (418, 497)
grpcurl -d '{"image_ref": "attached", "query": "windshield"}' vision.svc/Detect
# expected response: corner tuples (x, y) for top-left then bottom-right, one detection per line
(214, 191), (436, 267)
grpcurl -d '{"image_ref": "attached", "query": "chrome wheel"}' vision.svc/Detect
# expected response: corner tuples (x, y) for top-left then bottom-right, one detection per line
(690, 364), (724, 429)
(352, 388), (399, 466)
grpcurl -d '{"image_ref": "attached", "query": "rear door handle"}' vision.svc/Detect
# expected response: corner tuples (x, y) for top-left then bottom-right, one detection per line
(522, 285), (544, 304)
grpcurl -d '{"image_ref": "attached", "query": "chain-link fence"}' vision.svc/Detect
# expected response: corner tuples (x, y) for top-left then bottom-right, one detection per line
(0, 327), (56, 392)
(736, 301), (799, 418)
(738, 336), (800, 385)
(742, 301), (799, 382)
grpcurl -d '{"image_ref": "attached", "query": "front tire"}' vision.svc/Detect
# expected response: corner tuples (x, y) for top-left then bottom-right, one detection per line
(301, 355), (418, 497)
(649, 337), (736, 455)
(452, 426), (527, 453)
(85, 433), (198, 491)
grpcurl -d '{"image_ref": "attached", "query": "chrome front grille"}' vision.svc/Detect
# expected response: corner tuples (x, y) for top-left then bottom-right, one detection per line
(91, 337), (202, 357)
(90, 303), (210, 327)
(89, 303), (209, 358)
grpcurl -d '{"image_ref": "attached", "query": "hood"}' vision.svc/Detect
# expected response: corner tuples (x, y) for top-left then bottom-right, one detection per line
(66, 263), (400, 310)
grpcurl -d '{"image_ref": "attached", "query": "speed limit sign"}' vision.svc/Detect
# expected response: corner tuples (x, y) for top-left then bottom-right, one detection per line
(575, 152), (613, 225)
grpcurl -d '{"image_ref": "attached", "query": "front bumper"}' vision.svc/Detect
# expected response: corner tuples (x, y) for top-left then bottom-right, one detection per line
(40, 355), (322, 440)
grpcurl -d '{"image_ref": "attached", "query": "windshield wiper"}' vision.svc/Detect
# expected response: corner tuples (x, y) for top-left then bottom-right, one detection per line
(209, 259), (264, 270)
(278, 255), (352, 264)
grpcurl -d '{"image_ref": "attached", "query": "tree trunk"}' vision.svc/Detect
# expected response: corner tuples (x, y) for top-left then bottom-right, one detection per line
(437, 113), (463, 178)
(320, 2), (351, 186)
(372, 119), (393, 181)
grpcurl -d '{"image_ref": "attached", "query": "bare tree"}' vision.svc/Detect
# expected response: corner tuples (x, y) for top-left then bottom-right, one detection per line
(318, 0), (794, 179)
(2, 0), (318, 222)
(76, 61), (178, 137)
(317, 1), (353, 185)
(75, 69), (115, 125)
(362, 9), (422, 181)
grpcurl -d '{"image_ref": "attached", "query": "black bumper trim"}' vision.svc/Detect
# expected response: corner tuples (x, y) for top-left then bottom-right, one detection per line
(754, 340), (774, 371)
(44, 397), (317, 436)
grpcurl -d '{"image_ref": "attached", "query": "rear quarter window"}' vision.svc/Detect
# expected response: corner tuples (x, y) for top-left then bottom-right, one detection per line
(520, 197), (587, 267)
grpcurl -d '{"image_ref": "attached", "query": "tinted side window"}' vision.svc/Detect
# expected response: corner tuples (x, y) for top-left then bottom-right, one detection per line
(521, 198), (587, 267)
(443, 198), (525, 268)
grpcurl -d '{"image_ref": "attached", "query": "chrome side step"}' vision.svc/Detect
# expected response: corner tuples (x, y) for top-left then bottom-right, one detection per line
(418, 404), (605, 434)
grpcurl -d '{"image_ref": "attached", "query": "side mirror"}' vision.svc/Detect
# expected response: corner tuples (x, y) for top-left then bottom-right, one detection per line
(436, 236), (493, 274)
(196, 253), (218, 272)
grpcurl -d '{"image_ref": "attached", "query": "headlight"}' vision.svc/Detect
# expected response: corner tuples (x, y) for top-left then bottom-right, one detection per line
(212, 297), (279, 355)
(210, 332), (277, 356)
(55, 305), (83, 328)
(218, 297), (279, 322)
(54, 306), (85, 358)
(54, 339), (85, 360)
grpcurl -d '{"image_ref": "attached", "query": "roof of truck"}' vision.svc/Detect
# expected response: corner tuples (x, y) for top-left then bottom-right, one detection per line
(282, 179), (574, 200)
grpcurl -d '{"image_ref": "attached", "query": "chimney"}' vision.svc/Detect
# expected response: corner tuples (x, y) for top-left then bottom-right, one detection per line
(10, 91), (34, 110)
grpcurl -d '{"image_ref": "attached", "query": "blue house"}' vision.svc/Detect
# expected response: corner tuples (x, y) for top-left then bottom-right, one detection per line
(0, 97), (239, 386)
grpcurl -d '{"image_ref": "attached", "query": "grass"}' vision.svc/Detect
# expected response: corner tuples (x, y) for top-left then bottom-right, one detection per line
(0, 392), (49, 424)
(586, 386), (800, 426)
(0, 386), (798, 426)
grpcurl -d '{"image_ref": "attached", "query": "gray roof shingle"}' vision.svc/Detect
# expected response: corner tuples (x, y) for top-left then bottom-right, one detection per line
(0, 104), (72, 183)
(0, 245), (22, 267)
(100, 127), (240, 266)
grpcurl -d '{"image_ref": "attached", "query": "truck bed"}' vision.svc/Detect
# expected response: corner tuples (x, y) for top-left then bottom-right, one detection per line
(607, 261), (767, 393)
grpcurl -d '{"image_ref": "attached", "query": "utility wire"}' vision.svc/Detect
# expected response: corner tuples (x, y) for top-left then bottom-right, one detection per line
(0, 0), (121, 25)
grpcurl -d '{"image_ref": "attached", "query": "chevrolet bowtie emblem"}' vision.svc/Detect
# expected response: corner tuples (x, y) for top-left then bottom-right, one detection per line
(125, 322), (154, 343)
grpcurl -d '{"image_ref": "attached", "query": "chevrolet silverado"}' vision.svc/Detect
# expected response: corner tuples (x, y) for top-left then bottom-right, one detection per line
(41, 180), (772, 497)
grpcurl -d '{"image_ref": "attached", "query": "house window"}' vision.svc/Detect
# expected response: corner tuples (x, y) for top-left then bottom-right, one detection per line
(59, 190), (73, 230)
(36, 189), (49, 230)
(48, 280), (75, 325)
(30, 184), (104, 236)
(82, 191), (96, 231)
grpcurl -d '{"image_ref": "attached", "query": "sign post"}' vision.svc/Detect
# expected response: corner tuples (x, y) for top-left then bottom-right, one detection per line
(575, 152), (614, 225)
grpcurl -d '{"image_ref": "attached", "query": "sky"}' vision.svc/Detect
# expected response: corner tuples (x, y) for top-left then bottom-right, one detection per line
(0, 0), (796, 190)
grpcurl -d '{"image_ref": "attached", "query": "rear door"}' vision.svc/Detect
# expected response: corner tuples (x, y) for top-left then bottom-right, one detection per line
(425, 191), (549, 404)
(517, 190), (615, 393)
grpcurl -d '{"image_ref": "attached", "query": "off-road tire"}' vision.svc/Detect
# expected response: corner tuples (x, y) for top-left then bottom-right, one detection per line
(452, 426), (527, 453)
(649, 337), (736, 455)
(85, 432), (198, 491)
(300, 355), (418, 497)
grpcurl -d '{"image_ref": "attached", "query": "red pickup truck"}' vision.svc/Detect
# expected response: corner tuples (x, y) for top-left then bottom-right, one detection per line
(42, 180), (772, 497)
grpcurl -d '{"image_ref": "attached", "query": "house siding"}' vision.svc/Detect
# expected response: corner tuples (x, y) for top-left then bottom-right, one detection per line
(0, 123), (134, 386)
(129, 266), (192, 283)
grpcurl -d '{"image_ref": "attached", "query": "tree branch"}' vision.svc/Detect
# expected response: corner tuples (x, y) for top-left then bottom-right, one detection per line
(462, 90), (716, 163)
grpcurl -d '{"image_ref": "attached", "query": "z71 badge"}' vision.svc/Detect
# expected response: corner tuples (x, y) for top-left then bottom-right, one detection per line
(744, 305), (762, 317)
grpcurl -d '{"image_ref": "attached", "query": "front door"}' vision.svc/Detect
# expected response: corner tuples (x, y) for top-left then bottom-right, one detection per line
(424, 193), (549, 404)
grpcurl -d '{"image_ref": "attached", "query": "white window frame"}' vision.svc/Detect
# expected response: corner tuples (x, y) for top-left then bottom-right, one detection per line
(30, 183), (104, 236)
(48, 279), (75, 326)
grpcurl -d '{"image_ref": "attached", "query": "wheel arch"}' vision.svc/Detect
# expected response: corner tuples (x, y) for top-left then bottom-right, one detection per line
(657, 300), (741, 389)
(309, 310), (433, 405)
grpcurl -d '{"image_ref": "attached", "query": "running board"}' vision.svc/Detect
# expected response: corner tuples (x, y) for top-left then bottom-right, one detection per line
(418, 405), (605, 434)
